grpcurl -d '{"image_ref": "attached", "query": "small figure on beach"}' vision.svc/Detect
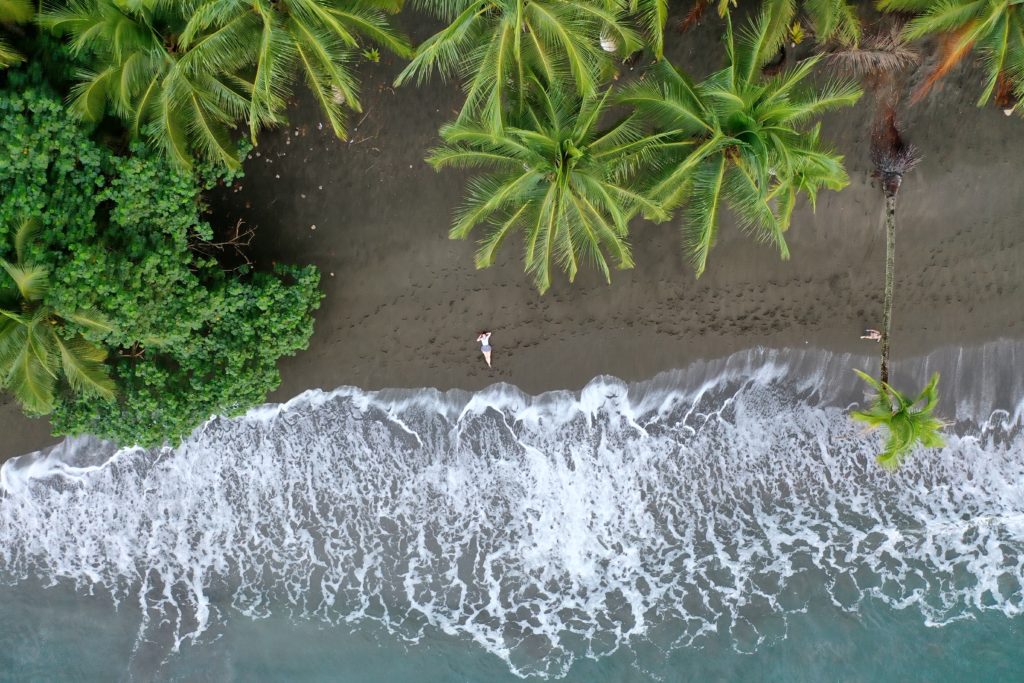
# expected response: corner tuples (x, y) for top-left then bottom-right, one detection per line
(861, 329), (882, 342)
(476, 332), (492, 367)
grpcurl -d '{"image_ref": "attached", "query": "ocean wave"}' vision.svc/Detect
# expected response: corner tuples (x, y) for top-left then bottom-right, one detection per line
(1, 342), (1022, 678)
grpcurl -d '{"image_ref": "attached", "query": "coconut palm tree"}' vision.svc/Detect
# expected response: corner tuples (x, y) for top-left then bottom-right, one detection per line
(179, 0), (412, 143)
(41, 0), (250, 169)
(395, 0), (640, 130)
(879, 0), (1024, 110)
(713, 0), (861, 48)
(0, 220), (115, 416)
(870, 110), (919, 385)
(850, 113), (943, 469)
(851, 370), (944, 469)
(428, 85), (666, 293)
(624, 0), (669, 58)
(43, 0), (410, 167)
(0, 0), (33, 68)
(618, 13), (861, 276)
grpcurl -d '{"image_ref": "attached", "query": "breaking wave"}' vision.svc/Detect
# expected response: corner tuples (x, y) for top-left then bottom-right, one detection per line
(1, 342), (1023, 678)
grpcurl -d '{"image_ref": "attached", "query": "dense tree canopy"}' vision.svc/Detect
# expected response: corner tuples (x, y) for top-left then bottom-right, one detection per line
(0, 84), (321, 447)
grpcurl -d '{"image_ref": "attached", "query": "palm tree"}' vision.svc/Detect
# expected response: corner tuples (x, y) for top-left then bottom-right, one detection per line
(179, 0), (412, 143)
(851, 370), (944, 469)
(42, 0), (410, 168)
(879, 0), (1024, 109)
(0, 220), (115, 416)
(427, 85), (666, 293)
(395, 0), (639, 130)
(618, 13), (861, 276)
(41, 0), (250, 169)
(0, 0), (33, 68)
(871, 110), (919, 384)
(851, 112), (943, 469)
(714, 0), (861, 48)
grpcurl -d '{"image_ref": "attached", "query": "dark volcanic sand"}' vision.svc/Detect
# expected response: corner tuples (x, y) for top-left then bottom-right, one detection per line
(3, 12), (1023, 459)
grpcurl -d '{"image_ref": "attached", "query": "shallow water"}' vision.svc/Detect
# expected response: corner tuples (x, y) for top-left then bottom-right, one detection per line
(1, 343), (1023, 681)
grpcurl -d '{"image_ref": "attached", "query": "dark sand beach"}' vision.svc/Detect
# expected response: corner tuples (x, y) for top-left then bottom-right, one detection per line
(2, 13), (1022, 459)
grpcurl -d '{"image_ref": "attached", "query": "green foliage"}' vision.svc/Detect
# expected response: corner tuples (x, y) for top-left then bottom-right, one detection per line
(50, 265), (321, 447)
(851, 370), (945, 469)
(40, 0), (410, 168)
(0, 85), (321, 447)
(0, 219), (115, 415)
(879, 0), (1024, 108)
(623, 0), (669, 59)
(429, 85), (665, 293)
(718, 0), (861, 48)
(0, 0), (34, 68)
(395, 0), (640, 130)
(789, 20), (806, 46)
(618, 13), (861, 276)
(0, 87), (106, 252)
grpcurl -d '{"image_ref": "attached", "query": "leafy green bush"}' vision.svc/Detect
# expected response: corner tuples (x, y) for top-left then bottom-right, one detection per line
(0, 85), (322, 447)
(0, 87), (105, 253)
(50, 265), (321, 447)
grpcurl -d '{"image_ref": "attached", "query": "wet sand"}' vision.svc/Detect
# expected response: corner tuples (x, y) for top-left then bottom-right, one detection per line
(3, 11), (1023, 459)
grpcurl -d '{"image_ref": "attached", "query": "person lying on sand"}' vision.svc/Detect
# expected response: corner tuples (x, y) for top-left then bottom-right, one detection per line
(860, 329), (882, 341)
(477, 332), (492, 367)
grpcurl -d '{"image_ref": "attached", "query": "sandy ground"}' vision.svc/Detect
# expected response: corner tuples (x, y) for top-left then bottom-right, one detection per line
(3, 10), (1023, 459)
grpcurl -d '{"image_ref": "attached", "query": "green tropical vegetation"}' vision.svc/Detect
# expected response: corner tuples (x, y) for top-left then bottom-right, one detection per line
(0, 79), (320, 447)
(40, 0), (410, 168)
(0, 0), (1010, 460)
(851, 112), (944, 469)
(0, 0), (33, 68)
(879, 0), (1024, 110)
(717, 0), (862, 48)
(394, 0), (640, 129)
(851, 370), (945, 469)
(619, 13), (861, 275)
(429, 85), (665, 293)
(0, 219), (115, 416)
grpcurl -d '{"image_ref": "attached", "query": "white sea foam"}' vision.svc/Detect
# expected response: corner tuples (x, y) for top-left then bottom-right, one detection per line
(1, 342), (1022, 678)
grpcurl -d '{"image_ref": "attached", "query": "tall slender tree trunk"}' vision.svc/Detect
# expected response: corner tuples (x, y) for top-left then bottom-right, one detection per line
(880, 193), (896, 385)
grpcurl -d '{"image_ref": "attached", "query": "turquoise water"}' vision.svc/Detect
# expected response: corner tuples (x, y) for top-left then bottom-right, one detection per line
(2, 344), (1023, 681)
(2, 582), (1022, 681)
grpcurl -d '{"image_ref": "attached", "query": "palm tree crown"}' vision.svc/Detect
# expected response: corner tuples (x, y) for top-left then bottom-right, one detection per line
(852, 370), (945, 469)
(0, 0), (34, 68)
(880, 0), (1024, 109)
(619, 13), (861, 276)
(42, 0), (410, 168)
(395, 0), (639, 130)
(428, 86), (665, 293)
(0, 220), (115, 416)
(180, 0), (412, 143)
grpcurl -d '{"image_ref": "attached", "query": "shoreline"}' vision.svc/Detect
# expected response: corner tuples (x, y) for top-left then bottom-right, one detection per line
(2, 13), (1023, 460)
(4, 337), (1023, 463)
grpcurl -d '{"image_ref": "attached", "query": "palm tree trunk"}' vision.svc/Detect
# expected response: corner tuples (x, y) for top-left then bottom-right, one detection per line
(880, 193), (896, 385)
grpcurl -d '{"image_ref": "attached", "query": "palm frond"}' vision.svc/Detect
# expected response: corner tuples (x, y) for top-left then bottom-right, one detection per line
(0, 0), (33, 23)
(54, 334), (116, 400)
(682, 156), (728, 277)
(0, 259), (49, 302)
(0, 38), (23, 68)
(852, 370), (945, 469)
